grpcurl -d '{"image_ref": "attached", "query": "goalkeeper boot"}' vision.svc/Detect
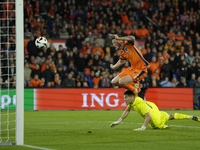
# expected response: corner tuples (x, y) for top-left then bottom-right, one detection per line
(191, 116), (200, 122)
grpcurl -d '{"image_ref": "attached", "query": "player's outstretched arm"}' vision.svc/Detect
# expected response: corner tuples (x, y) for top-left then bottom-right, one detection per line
(110, 59), (125, 70)
(109, 34), (135, 43)
(118, 35), (135, 43)
(110, 106), (131, 128)
(134, 112), (151, 131)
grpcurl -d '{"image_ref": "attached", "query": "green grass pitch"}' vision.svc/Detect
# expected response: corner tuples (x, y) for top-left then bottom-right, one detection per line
(1, 110), (200, 150)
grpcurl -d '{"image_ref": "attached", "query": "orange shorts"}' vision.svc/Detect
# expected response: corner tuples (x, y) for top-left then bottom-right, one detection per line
(118, 68), (147, 82)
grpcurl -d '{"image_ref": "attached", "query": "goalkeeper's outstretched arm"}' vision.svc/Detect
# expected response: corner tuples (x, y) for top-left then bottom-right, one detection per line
(110, 106), (131, 128)
(134, 112), (151, 131)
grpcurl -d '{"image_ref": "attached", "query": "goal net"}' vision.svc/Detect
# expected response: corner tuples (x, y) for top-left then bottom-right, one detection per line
(0, 0), (24, 146)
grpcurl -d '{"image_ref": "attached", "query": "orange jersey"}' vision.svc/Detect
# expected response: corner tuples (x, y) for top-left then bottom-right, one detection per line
(120, 41), (149, 70)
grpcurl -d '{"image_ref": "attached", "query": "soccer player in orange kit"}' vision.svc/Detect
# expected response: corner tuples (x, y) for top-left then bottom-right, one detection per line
(109, 34), (149, 95)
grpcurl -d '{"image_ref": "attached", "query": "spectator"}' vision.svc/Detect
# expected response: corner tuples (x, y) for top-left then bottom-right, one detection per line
(68, 61), (77, 75)
(162, 50), (171, 61)
(100, 73), (110, 87)
(95, 34), (105, 48)
(75, 53), (85, 77)
(76, 81), (82, 88)
(178, 60), (188, 79)
(194, 76), (200, 87)
(66, 34), (75, 50)
(137, 25), (150, 39)
(56, 45), (65, 59)
(50, 27), (59, 38)
(80, 41), (92, 54)
(42, 64), (53, 82)
(75, 34), (84, 50)
(149, 56), (160, 75)
(149, 75), (160, 88)
(169, 56), (178, 76)
(121, 12), (132, 26)
(65, 51), (75, 66)
(177, 77), (188, 87)
(171, 77), (179, 87)
(83, 81), (89, 87)
(83, 68), (93, 87)
(185, 50), (195, 65)
(62, 73), (75, 88)
(55, 79), (62, 88)
(93, 71), (100, 88)
(11, 75), (16, 88)
(160, 77), (172, 87)
(144, 48), (152, 63)
(24, 62), (32, 84)
(9, 63), (16, 78)
(41, 78), (45, 87)
(160, 59), (173, 80)
(54, 73), (60, 84)
(46, 81), (53, 87)
(29, 74), (42, 87)
(189, 73), (196, 87)
(188, 61), (197, 80)
(92, 43), (105, 58)
(177, 46), (187, 58)
(59, 27), (69, 39)
(27, 36), (38, 57)
(36, 51), (45, 66)
(31, 64), (41, 79)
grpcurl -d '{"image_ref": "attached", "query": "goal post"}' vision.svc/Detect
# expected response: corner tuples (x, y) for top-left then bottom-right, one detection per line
(16, 0), (24, 145)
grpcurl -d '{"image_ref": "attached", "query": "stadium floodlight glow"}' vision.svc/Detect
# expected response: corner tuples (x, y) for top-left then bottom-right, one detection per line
(0, 0), (24, 146)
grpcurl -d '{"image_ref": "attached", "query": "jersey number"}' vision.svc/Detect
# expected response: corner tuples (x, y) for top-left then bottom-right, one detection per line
(146, 102), (153, 109)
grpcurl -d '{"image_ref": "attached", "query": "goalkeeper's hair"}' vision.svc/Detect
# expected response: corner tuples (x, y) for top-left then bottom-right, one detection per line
(124, 90), (135, 97)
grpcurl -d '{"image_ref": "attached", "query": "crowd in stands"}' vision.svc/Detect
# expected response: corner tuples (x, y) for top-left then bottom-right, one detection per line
(1, 0), (200, 89)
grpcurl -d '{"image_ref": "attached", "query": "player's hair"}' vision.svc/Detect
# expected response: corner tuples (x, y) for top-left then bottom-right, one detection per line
(124, 90), (135, 97)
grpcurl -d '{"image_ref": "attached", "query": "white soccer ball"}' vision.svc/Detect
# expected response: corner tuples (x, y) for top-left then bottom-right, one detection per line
(35, 37), (48, 49)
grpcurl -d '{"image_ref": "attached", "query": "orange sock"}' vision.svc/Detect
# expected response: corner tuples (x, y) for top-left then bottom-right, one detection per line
(123, 83), (135, 92)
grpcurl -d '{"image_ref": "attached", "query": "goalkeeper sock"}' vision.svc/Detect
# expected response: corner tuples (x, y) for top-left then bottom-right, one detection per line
(174, 113), (190, 120)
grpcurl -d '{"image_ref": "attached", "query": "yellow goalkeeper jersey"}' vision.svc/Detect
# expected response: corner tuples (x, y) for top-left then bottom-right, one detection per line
(128, 96), (169, 129)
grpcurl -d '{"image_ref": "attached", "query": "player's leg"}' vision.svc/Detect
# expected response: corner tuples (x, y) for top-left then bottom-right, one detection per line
(119, 75), (136, 92)
(169, 113), (200, 122)
(131, 70), (147, 95)
(117, 69), (136, 92)
(117, 69), (145, 94)
(111, 75), (120, 86)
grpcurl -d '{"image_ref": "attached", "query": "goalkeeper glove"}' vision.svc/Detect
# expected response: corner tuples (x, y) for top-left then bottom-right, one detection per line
(110, 118), (122, 128)
(134, 125), (146, 131)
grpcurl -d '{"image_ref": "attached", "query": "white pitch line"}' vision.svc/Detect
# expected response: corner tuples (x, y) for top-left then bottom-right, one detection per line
(25, 121), (200, 129)
(21, 144), (56, 150)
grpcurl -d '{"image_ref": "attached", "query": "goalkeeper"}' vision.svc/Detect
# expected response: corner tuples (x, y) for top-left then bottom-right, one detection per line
(110, 90), (200, 130)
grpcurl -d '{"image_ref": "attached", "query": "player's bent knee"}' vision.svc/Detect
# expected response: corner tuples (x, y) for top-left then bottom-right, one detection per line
(111, 79), (118, 85)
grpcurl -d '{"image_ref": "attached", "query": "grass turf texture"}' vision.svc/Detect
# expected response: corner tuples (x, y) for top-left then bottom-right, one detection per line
(1, 110), (200, 150)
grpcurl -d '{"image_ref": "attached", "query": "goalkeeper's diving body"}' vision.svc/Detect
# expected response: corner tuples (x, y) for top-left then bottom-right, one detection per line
(110, 90), (200, 130)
